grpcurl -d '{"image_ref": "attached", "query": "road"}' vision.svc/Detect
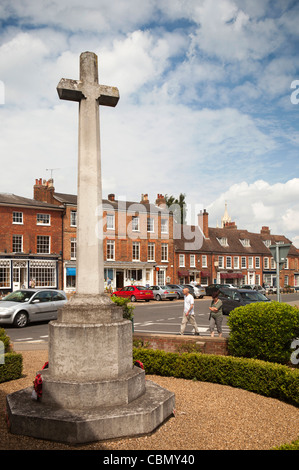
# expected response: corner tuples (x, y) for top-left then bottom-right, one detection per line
(133, 298), (230, 336)
(4, 293), (299, 350)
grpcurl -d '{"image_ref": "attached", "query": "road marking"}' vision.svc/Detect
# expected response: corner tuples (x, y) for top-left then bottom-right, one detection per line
(14, 339), (46, 344)
(14, 337), (33, 341)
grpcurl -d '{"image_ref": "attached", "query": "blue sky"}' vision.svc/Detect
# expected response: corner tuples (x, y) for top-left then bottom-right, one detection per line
(0, 0), (299, 244)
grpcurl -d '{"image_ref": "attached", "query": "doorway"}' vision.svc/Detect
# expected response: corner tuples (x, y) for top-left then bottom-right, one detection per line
(13, 265), (27, 290)
(116, 270), (124, 289)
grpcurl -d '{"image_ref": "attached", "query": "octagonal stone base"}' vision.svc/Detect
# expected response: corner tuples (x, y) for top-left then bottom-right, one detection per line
(6, 294), (175, 444)
(6, 380), (175, 444)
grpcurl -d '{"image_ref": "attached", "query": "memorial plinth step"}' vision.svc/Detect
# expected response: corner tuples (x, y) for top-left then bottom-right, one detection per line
(6, 380), (175, 444)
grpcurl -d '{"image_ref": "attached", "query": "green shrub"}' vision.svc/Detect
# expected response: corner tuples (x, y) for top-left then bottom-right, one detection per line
(0, 328), (12, 353)
(273, 438), (299, 450)
(0, 352), (23, 383)
(133, 348), (299, 407)
(0, 329), (23, 383)
(111, 295), (135, 321)
(227, 302), (299, 364)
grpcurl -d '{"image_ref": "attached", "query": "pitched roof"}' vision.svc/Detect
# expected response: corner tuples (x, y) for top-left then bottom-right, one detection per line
(0, 193), (63, 210)
(53, 192), (170, 215)
(174, 224), (296, 256)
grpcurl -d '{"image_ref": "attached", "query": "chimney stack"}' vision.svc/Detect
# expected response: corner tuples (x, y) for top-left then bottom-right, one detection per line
(141, 194), (149, 203)
(33, 178), (55, 204)
(198, 209), (209, 238)
(155, 194), (166, 209)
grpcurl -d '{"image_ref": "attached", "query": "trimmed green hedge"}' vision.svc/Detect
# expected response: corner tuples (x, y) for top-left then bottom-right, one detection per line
(0, 328), (23, 383)
(133, 348), (299, 407)
(0, 328), (11, 353)
(227, 301), (299, 364)
(274, 438), (299, 450)
(0, 352), (23, 383)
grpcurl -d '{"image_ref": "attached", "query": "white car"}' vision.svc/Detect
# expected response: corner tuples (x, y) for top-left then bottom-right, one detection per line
(242, 284), (266, 294)
(183, 284), (205, 298)
(0, 289), (67, 328)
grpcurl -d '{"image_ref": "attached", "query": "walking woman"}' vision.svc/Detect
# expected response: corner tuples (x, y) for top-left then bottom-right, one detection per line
(209, 290), (223, 337)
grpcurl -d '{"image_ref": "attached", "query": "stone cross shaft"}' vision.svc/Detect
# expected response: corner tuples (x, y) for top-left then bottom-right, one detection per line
(57, 52), (119, 295)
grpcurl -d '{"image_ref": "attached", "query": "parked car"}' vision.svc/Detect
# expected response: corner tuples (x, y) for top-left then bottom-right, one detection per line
(242, 284), (266, 294)
(219, 288), (271, 315)
(0, 289), (67, 328)
(148, 285), (177, 301)
(205, 284), (232, 296)
(266, 285), (277, 294)
(112, 285), (154, 302)
(180, 284), (202, 299)
(166, 284), (184, 299)
(182, 284), (205, 298)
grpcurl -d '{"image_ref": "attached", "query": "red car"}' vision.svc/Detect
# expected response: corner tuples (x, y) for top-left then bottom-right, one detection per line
(112, 285), (154, 302)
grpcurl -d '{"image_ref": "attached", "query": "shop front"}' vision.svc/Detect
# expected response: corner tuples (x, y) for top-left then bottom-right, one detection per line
(64, 261), (162, 292)
(0, 255), (60, 296)
(219, 271), (244, 286)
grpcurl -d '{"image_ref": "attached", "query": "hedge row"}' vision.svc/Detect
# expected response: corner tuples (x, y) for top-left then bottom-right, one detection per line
(133, 348), (299, 407)
(0, 327), (12, 353)
(0, 328), (23, 383)
(0, 352), (23, 383)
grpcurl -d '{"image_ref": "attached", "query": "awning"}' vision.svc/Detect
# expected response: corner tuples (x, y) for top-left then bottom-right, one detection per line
(220, 272), (243, 279)
(200, 270), (210, 277)
(66, 267), (76, 276)
(178, 269), (189, 277)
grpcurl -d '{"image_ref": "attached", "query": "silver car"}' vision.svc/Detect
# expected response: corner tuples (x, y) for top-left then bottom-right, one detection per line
(0, 289), (67, 328)
(183, 284), (205, 299)
(149, 285), (177, 301)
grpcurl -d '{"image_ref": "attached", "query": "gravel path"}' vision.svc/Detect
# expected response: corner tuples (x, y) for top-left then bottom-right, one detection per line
(1, 350), (299, 451)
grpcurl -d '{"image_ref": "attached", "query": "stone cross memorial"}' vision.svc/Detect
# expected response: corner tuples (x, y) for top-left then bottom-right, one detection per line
(6, 51), (175, 444)
(57, 52), (119, 296)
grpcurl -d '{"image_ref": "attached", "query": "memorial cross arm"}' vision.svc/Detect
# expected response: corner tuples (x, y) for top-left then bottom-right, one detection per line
(57, 80), (119, 107)
(57, 78), (84, 102)
(97, 84), (119, 107)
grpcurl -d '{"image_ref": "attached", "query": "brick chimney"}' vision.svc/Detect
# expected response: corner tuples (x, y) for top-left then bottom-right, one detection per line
(198, 209), (209, 238)
(261, 226), (271, 235)
(223, 221), (237, 229)
(140, 194), (149, 203)
(155, 194), (166, 208)
(34, 178), (55, 204)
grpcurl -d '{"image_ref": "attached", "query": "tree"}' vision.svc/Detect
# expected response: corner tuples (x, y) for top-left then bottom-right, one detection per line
(165, 193), (187, 224)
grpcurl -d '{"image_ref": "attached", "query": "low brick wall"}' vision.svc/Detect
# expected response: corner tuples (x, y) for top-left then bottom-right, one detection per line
(133, 332), (228, 356)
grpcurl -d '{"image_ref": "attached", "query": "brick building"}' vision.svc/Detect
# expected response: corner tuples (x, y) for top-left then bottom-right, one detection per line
(0, 191), (63, 294)
(174, 208), (299, 289)
(3, 177), (294, 293)
(33, 179), (175, 292)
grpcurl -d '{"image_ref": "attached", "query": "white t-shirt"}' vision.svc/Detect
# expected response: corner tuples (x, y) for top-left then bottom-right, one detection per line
(184, 293), (194, 315)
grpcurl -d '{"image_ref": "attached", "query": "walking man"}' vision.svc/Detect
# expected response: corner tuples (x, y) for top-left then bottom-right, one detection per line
(180, 287), (200, 335)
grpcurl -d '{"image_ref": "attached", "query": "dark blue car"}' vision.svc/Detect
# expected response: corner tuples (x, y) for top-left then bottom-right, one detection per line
(219, 288), (271, 315)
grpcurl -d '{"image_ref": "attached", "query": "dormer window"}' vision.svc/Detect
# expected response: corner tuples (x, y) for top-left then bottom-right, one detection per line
(217, 237), (228, 247)
(240, 238), (250, 247)
(263, 240), (271, 247)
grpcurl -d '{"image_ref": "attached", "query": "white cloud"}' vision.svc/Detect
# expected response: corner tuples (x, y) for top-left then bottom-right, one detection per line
(206, 179), (299, 244)
(189, 0), (284, 62)
(0, 0), (157, 34)
(100, 30), (172, 96)
(0, 0), (298, 249)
